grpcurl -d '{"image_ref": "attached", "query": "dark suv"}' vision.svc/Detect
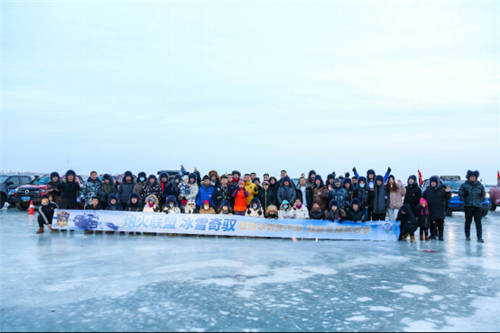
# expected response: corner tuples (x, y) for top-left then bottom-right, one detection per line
(0, 174), (33, 209)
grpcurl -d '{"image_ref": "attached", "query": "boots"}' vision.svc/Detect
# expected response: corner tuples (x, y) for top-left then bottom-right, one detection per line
(419, 234), (424, 241)
(403, 233), (409, 240)
(36, 227), (44, 234)
(410, 235), (415, 242)
(425, 235), (429, 241)
(478, 238), (484, 243)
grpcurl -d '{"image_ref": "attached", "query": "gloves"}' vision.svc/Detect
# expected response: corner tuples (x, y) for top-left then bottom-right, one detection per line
(352, 167), (357, 173)
(258, 210), (262, 216)
(247, 209), (251, 214)
(387, 167), (392, 173)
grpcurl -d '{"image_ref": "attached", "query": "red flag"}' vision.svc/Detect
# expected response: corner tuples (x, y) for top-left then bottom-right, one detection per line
(497, 170), (500, 182)
(418, 170), (423, 186)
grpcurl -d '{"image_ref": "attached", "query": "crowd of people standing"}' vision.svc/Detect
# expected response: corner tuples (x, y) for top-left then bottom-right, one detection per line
(35, 166), (486, 243)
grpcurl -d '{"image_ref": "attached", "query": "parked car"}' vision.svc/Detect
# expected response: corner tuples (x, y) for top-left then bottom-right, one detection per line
(489, 181), (500, 211)
(13, 174), (83, 210)
(157, 170), (182, 178)
(0, 174), (33, 209)
(422, 176), (490, 217)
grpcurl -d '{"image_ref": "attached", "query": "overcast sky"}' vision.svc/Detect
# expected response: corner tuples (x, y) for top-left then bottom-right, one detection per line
(1, 0), (499, 183)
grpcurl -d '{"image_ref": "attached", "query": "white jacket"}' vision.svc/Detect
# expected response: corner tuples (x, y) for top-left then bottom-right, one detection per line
(293, 205), (309, 219)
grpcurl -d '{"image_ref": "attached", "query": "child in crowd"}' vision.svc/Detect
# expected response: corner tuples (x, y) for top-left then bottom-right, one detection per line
(397, 204), (417, 242)
(278, 200), (294, 219)
(178, 175), (190, 206)
(347, 198), (365, 222)
(106, 194), (123, 211)
(218, 200), (233, 215)
(199, 200), (216, 214)
(36, 194), (57, 234)
(246, 198), (264, 217)
(184, 199), (197, 214)
(143, 195), (160, 212)
(309, 203), (324, 220)
(416, 198), (431, 241)
(164, 195), (181, 214)
(126, 193), (142, 212)
(325, 200), (346, 222)
(88, 196), (102, 210)
(293, 198), (309, 219)
(266, 205), (279, 219)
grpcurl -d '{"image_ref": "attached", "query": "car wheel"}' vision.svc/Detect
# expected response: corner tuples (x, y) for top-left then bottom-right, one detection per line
(490, 200), (496, 211)
(0, 194), (5, 209)
(16, 201), (29, 211)
(482, 208), (488, 217)
(446, 208), (452, 217)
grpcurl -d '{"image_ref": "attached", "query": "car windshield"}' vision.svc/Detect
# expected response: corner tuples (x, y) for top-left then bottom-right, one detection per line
(0, 176), (9, 183)
(33, 176), (50, 185)
(443, 180), (464, 191)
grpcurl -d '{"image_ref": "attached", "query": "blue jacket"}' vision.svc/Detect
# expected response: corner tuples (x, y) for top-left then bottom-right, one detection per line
(196, 184), (215, 207)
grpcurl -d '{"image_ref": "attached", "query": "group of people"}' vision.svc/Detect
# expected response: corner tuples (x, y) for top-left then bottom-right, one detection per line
(36, 166), (486, 243)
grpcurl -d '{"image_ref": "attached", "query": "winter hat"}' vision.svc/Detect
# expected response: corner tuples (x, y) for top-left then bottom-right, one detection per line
(408, 175), (417, 183)
(429, 176), (439, 186)
(221, 175), (228, 180)
(375, 175), (384, 183)
(203, 200), (210, 206)
(314, 175), (324, 186)
(367, 169), (375, 177)
(202, 175), (210, 181)
(232, 170), (241, 177)
(41, 194), (49, 200)
(334, 178), (341, 184)
(148, 174), (157, 181)
(329, 199), (339, 209)
(50, 171), (60, 179)
(65, 169), (76, 177)
(352, 198), (361, 206)
(159, 173), (168, 181)
(124, 171), (133, 178)
(326, 174), (335, 183)
(266, 205), (278, 215)
(358, 176), (367, 183)
(343, 178), (352, 186)
(308, 170), (316, 178)
(281, 200), (290, 206)
(466, 170), (480, 179)
(282, 176), (292, 184)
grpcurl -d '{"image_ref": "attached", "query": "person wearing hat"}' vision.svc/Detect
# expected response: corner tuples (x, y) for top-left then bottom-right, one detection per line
(347, 198), (365, 222)
(214, 175), (233, 210)
(244, 174), (259, 205)
(163, 195), (181, 214)
(326, 178), (349, 210)
(199, 200), (216, 214)
(258, 180), (277, 216)
(459, 170), (486, 242)
(118, 171), (135, 209)
(36, 194), (58, 234)
(277, 176), (296, 207)
(230, 170), (241, 188)
(422, 176), (451, 240)
(404, 175), (422, 215)
(102, 174), (117, 204)
(196, 175), (215, 208)
(87, 196), (102, 210)
(79, 171), (104, 208)
(133, 172), (147, 199)
(292, 198), (309, 219)
(141, 175), (162, 207)
(185, 173), (199, 206)
(57, 169), (81, 209)
(278, 200), (294, 219)
(232, 179), (249, 216)
(46, 172), (62, 206)
(372, 175), (389, 221)
(126, 193), (142, 212)
(325, 199), (346, 222)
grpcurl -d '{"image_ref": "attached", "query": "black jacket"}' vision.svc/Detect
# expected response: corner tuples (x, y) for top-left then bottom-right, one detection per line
(38, 202), (58, 225)
(347, 207), (365, 222)
(415, 204), (431, 229)
(397, 204), (418, 235)
(258, 189), (277, 212)
(295, 185), (312, 208)
(214, 185), (233, 208)
(57, 181), (80, 209)
(423, 185), (451, 220)
(353, 186), (369, 207)
(404, 184), (422, 211)
(373, 184), (389, 214)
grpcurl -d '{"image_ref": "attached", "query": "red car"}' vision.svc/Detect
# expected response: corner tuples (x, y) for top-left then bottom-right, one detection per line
(489, 181), (500, 211)
(14, 174), (83, 210)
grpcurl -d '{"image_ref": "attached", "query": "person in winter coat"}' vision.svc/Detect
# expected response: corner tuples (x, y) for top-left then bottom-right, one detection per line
(278, 200), (294, 219)
(106, 194), (123, 211)
(243, 174), (259, 205)
(347, 198), (365, 222)
(143, 194), (160, 212)
(178, 175), (190, 205)
(266, 205), (279, 220)
(185, 173), (199, 205)
(397, 203), (418, 242)
(372, 175), (389, 221)
(404, 175), (422, 215)
(165, 175), (181, 199)
(163, 195), (181, 214)
(416, 198), (431, 241)
(343, 178), (354, 202)
(214, 175), (233, 209)
(309, 203), (324, 220)
(36, 194), (57, 234)
(46, 172), (62, 206)
(325, 200), (346, 222)
(232, 179), (249, 216)
(246, 198), (264, 217)
(159, 173), (169, 207)
(277, 176), (296, 206)
(208, 170), (220, 187)
(132, 171), (147, 197)
(218, 200), (233, 215)
(229, 170), (241, 188)
(292, 198), (309, 219)
(296, 177), (312, 209)
(141, 175), (163, 206)
(311, 175), (328, 211)
(118, 171), (135, 208)
(196, 175), (215, 208)
(326, 178), (350, 210)
(422, 176), (451, 240)
(101, 174), (117, 204)
(258, 181), (277, 216)
(126, 193), (142, 212)
(386, 176), (406, 221)
(88, 196), (102, 210)
(199, 200), (216, 214)
(459, 170), (486, 242)
(58, 170), (81, 209)
(269, 176), (279, 200)
(353, 176), (369, 217)
(184, 199), (197, 214)
(307, 170), (317, 187)
(79, 171), (104, 207)
(353, 167), (391, 220)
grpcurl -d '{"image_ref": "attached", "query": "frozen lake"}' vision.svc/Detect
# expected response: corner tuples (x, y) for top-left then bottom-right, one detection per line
(1, 208), (500, 332)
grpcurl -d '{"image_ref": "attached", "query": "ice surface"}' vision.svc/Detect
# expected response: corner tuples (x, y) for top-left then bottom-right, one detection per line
(1, 208), (500, 331)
